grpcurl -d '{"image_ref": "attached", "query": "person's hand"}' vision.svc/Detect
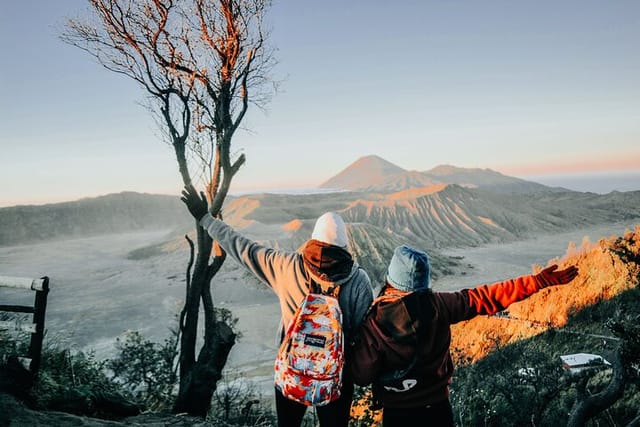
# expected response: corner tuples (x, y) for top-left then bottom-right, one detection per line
(180, 185), (209, 221)
(535, 264), (579, 287)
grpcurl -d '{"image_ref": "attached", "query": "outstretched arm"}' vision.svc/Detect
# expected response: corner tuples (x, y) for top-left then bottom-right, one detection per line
(449, 264), (579, 322)
(180, 185), (295, 289)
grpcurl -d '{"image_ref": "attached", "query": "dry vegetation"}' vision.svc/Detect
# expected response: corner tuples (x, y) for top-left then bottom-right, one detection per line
(451, 225), (640, 363)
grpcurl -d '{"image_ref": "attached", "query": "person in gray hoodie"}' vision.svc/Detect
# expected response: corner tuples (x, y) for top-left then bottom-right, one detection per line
(181, 185), (376, 427)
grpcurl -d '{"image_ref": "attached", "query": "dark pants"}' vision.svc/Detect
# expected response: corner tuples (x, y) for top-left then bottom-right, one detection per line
(275, 379), (354, 427)
(382, 399), (454, 427)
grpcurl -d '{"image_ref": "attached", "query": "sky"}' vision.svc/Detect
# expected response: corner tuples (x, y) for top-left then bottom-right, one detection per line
(1, 0), (639, 207)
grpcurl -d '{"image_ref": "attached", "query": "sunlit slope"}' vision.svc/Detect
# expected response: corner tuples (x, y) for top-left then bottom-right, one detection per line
(340, 184), (504, 248)
(340, 185), (640, 249)
(450, 225), (640, 362)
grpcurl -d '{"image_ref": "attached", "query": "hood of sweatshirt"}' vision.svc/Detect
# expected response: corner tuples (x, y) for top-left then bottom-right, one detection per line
(368, 287), (434, 363)
(301, 239), (356, 287)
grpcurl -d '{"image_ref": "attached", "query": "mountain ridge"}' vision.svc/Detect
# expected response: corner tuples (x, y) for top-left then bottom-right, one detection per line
(220, 184), (640, 282)
(320, 155), (565, 194)
(0, 192), (190, 247)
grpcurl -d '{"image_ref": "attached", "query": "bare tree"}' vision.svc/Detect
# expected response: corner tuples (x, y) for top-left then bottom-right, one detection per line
(62, 0), (276, 416)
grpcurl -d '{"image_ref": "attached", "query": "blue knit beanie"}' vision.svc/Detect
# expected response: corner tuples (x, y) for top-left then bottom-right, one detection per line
(386, 245), (431, 292)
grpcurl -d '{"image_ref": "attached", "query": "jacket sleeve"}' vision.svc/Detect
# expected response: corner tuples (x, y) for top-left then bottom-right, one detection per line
(350, 315), (382, 386)
(435, 275), (544, 324)
(199, 214), (296, 289)
(445, 274), (544, 323)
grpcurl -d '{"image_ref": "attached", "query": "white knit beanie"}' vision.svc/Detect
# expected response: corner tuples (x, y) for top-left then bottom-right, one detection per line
(311, 212), (349, 248)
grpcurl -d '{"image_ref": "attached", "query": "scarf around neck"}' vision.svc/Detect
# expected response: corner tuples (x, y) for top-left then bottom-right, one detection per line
(301, 239), (355, 285)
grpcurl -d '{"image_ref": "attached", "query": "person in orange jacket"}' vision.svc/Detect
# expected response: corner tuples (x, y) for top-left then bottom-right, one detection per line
(351, 244), (579, 427)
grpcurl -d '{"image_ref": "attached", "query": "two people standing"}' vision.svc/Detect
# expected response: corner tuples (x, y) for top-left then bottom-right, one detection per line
(181, 185), (579, 426)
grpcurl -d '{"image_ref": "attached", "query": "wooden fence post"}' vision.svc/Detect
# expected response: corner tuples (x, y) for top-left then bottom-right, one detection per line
(0, 275), (50, 379)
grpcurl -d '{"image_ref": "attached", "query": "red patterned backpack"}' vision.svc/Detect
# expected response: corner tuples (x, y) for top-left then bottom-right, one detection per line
(274, 283), (344, 406)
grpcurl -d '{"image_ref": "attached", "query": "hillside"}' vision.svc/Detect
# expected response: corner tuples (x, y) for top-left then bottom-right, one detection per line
(0, 192), (189, 246)
(3, 182), (639, 294)
(338, 184), (640, 249)
(222, 185), (640, 283)
(445, 228), (640, 426)
(450, 225), (640, 362)
(220, 195), (468, 285)
(223, 186), (640, 254)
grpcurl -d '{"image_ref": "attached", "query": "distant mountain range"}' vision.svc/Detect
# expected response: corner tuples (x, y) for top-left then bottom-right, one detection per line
(0, 192), (189, 246)
(320, 155), (561, 194)
(2, 155), (639, 284)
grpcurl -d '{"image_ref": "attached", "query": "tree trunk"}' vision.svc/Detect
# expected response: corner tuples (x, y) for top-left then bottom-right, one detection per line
(567, 350), (626, 427)
(174, 226), (210, 414)
(173, 226), (237, 416)
(173, 319), (236, 416)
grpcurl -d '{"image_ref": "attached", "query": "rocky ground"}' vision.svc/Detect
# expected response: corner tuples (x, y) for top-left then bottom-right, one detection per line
(1, 391), (216, 426)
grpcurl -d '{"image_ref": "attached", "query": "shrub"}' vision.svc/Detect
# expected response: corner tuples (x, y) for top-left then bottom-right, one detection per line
(207, 374), (276, 426)
(107, 330), (177, 411)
